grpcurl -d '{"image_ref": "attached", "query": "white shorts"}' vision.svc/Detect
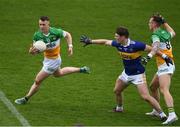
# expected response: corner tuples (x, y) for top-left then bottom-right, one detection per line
(119, 70), (147, 85)
(42, 57), (62, 74)
(157, 63), (175, 76)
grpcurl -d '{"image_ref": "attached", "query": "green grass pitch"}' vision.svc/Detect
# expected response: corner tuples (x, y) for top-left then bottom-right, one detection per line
(0, 0), (179, 126)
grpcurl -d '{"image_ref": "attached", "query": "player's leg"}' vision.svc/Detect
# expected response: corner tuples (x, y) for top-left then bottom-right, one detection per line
(159, 74), (173, 109)
(26, 70), (50, 99)
(113, 71), (129, 112)
(53, 66), (90, 77)
(15, 70), (50, 104)
(150, 74), (160, 102)
(159, 74), (178, 124)
(146, 74), (160, 116)
(136, 83), (166, 120)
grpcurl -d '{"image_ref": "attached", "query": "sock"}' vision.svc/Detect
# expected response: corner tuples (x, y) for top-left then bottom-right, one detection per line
(168, 107), (175, 113)
(116, 105), (123, 110)
(159, 112), (166, 118)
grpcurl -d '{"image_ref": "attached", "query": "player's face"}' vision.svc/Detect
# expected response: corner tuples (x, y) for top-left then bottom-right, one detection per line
(114, 33), (126, 43)
(149, 18), (156, 31)
(39, 20), (50, 33)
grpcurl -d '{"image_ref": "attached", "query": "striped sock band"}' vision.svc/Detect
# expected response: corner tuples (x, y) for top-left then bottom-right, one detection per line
(168, 107), (175, 113)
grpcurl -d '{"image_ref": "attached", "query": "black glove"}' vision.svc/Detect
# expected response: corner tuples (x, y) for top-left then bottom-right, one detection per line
(158, 13), (166, 24)
(80, 35), (92, 47)
(141, 56), (151, 66)
(163, 55), (173, 66)
(160, 16), (166, 24)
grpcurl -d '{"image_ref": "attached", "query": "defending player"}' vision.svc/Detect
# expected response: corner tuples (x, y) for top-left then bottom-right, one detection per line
(80, 26), (169, 121)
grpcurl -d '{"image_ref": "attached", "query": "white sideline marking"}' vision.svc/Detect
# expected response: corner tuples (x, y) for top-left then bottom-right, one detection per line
(0, 90), (30, 126)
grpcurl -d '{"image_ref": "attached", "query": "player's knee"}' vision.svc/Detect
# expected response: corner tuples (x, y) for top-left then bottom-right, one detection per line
(53, 71), (63, 77)
(35, 79), (41, 85)
(159, 87), (168, 95)
(54, 74), (61, 77)
(113, 88), (121, 95)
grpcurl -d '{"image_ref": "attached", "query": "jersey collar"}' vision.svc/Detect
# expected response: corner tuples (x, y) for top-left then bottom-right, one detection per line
(153, 27), (161, 33)
(43, 33), (50, 36)
(122, 38), (131, 47)
(40, 27), (51, 36)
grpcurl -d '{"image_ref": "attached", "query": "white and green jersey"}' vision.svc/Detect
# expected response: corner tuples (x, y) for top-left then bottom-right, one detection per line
(151, 28), (174, 66)
(33, 27), (66, 59)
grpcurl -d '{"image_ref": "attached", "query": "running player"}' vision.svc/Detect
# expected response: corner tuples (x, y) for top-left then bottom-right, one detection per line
(15, 16), (90, 104)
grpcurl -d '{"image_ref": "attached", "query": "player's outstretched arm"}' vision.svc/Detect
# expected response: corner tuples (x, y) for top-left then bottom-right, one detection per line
(92, 39), (112, 45)
(80, 35), (112, 47)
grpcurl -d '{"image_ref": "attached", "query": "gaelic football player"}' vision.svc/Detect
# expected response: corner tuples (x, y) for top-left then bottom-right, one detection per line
(144, 13), (178, 125)
(15, 16), (90, 104)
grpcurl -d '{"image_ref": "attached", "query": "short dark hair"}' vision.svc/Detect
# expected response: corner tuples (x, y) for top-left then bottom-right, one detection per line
(151, 13), (162, 26)
(116, 26), (129, 38)
(39, 16), (49, 21)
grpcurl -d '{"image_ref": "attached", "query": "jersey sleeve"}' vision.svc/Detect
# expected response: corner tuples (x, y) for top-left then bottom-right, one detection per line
(135, 41), (146, 51)
(151, 34), (160, 43)
(111, 40), (118, 47)
(57, 28), (65, 39)
(168, 31), (173, 39)
(33, 32), (38, 42)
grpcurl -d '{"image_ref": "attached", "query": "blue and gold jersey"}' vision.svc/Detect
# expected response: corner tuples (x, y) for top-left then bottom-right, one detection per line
(111, 39), (146, 75)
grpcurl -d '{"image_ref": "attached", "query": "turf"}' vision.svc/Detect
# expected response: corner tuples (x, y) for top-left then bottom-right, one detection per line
(0, 0), (179, 126)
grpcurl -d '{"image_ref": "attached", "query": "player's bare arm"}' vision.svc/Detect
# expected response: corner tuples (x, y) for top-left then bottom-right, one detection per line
(145, 44), (168, 57)
(144, 45), (152, 52)
(159, 15), (176, 38)
(80, 35), (112, 46)
(163, 23), (176, 38)
(149, 41), (160, 57)
(64, 31), (73, 56)
(143, 44), (173, 66)
(91, 39), (112, 45)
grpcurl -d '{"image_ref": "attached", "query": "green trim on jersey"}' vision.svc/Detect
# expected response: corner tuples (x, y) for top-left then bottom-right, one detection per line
(151, 28), (171, 43)
(33, 27), (64, 44)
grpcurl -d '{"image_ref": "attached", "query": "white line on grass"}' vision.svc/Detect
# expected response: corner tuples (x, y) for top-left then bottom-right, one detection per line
(0, 90), (30, 126)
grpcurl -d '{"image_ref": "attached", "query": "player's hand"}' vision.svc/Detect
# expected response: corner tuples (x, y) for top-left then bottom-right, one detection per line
(159, 15), (166, 24)
(161, 17), (166, 24)
(156, 13), (166, 24)
(29, 45), (40, 55)
(141, 56), (151, 66)
(80, 35), (92, 47)
(68, 47), (73, 56)
(164, 55), (173, 66)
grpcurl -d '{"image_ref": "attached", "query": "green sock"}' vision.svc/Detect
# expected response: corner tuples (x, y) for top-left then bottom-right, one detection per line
(168, 107), (175, 113)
